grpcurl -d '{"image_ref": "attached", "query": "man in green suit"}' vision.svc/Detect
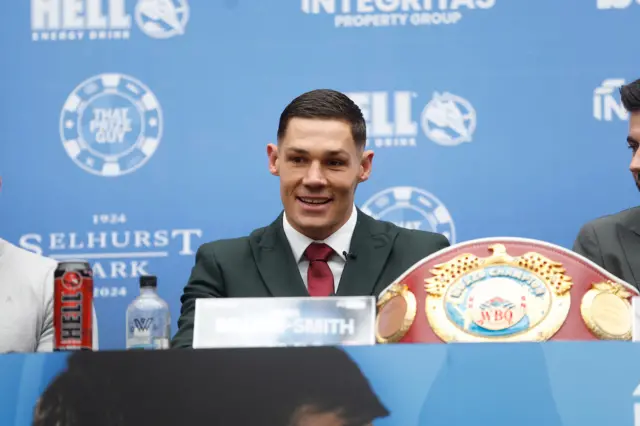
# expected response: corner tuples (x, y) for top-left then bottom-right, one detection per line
(171, 89), (450, 349)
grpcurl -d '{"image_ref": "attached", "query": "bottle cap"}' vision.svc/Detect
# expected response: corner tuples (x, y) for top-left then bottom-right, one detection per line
(140, 275), (157, 288)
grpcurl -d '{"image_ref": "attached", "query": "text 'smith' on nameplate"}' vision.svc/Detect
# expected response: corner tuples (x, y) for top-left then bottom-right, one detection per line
(192, 296), (376, 349)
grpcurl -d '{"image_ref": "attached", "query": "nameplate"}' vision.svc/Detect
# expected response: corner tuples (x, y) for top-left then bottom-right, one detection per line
(192, 296), (376, 349)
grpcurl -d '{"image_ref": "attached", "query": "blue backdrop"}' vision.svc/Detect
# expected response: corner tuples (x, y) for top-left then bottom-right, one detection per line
(0, 0), (638, 349)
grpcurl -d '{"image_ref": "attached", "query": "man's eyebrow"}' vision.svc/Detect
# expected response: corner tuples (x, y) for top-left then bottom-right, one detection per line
(284, 148), (309, 154)
(283, 148), (349, 156)
(628, 136), (639, 144)
(325, 149), (349, 156)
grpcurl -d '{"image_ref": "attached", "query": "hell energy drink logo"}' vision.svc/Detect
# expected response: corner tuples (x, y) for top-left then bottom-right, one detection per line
(62, 271), (83, 290)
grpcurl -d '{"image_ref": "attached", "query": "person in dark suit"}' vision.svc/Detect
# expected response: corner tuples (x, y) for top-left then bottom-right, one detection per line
(573, 78), (640, 289)
(171, 89), (450, 349)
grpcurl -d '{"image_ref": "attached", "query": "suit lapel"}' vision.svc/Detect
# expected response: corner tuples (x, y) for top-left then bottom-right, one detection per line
(619, 211), (640, 288)
(336, 210), (398, 296)
(250, 214), (309, 297)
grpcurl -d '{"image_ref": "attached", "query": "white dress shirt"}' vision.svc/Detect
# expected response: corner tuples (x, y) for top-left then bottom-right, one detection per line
(283, 205), (358, 293)
(0, 238), (99, 353)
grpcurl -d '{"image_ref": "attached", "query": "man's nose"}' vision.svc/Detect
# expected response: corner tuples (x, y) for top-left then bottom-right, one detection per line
(631, 150), (640, 174)
(302, 161), (327, 187)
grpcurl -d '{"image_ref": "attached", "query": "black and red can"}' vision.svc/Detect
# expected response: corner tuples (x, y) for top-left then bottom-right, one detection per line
(53, 261), (94, 351)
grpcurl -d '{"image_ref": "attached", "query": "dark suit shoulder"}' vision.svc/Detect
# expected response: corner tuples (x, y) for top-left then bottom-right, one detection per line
(195, 220), (279, 261)
(369, 215), (450, 252)
(197, 236), (248, 251)
(579, 206), (640, 232)
(195, 235), (252, 261)
(573, 206), (640, 268)
(396, 226), (451, 250)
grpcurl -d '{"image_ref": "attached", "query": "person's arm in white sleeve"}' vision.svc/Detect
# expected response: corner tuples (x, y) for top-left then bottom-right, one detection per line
(36, 265), (55, 352)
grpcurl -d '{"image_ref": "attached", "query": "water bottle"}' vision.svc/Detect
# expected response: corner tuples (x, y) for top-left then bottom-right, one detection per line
(126, 275), (171, 349)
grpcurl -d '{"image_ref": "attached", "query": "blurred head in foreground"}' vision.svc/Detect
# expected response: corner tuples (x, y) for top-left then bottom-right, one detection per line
(32, 346), (389, 426)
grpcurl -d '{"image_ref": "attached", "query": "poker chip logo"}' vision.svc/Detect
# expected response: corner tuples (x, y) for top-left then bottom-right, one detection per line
(361, 186), (456, 244)
(59, 73), (163, 177)
(135, 0), (190, 39)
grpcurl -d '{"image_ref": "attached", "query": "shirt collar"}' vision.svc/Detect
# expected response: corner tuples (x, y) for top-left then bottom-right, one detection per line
(283, 205), (358, 263)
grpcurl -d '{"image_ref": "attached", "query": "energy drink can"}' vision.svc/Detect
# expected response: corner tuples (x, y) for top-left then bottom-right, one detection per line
(53, 260), (94, 351)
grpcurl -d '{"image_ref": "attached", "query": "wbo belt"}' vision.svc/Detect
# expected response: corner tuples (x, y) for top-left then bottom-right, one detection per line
(375, 237), (639, 343)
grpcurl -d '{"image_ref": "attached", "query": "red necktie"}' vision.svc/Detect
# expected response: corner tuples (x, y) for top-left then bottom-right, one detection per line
(304, 243), (335, 297)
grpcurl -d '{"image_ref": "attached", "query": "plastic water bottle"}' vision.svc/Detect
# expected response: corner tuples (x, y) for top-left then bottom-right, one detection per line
(126, 275), (171, 349)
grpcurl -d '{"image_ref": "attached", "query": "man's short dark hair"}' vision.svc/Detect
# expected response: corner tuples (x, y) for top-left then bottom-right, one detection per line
(277, 89), (367, 149)
(620, 78), (640, 112)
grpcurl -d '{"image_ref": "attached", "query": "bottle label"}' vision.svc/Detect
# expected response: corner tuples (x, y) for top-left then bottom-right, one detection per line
(130, 317), (155, 336)
(127, 313), (170, 350)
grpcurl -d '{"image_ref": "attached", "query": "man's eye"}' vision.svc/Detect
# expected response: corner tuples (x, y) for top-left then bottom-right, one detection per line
(328, 160), (344, 167)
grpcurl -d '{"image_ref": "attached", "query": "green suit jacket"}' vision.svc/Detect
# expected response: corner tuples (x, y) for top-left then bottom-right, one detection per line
(171, 209), (450, 348)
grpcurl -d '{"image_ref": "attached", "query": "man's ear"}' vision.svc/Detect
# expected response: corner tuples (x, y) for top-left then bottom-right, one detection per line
(358, 150), (374, 183)
(267, 143), (279, 176)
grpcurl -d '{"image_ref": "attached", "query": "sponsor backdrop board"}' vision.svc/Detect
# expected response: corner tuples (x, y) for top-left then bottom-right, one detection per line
(0, 0), (638, 349)
(3, 342), (640, 425)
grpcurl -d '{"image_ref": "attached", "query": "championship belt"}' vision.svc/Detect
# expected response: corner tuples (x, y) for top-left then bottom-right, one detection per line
(375, 238), (639, 343)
